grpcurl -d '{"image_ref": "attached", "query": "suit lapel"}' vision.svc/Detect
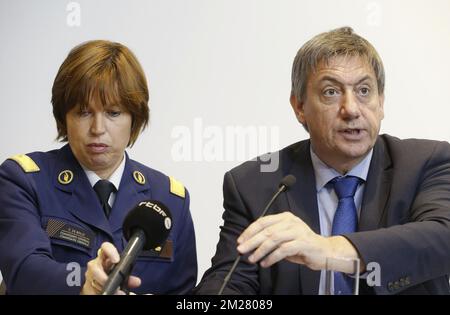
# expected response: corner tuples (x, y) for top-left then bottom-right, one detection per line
(285, 140), (321, 294)
(52, 144), (113, 238)
(359, 137), (393, 231)
(109, 155), (152, 234)
(283, 137), (392, 293)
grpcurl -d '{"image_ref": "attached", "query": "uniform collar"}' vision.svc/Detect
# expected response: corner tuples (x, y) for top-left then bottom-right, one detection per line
(53, 144), (83, 193)
(80, 153), (126, 190)
(51, 144), (153, 238)
(108, 153), (152, 233)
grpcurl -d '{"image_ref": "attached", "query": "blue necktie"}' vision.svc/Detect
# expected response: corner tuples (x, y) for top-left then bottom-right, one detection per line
(330, 176), (361, 295)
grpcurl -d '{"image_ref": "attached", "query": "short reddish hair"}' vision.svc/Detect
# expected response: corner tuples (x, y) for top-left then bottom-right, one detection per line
(51, 40), (149, 146)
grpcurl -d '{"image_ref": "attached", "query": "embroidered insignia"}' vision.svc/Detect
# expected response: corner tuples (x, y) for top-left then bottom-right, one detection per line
(169, 176), (185, 198)
(133, 171), (146, 185)
(58, 170), (74, 185)
(46, 218), (93, 249)
(8, 154), (40, 173)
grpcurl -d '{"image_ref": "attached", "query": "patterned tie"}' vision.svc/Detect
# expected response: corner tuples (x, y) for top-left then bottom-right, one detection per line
(330, 175), (361, 295)
(93, 180), (116, 218)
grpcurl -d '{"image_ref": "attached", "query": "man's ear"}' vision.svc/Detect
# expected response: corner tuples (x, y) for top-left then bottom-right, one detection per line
(290, 94), (306, 125)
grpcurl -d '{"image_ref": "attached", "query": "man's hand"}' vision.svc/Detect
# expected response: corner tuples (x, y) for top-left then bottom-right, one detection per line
(80, 242), (142, 295)
(237, 212), (364, 273)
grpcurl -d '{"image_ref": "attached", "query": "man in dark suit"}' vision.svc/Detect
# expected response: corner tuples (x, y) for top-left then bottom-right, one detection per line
(194, 27), (450, 295)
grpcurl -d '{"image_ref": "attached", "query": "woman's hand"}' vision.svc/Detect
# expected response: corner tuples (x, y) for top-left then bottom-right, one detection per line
(80, 242), (141, 295)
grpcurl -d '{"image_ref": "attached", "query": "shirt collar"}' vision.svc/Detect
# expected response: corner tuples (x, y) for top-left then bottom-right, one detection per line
(81, 153), (126, 191)
(310, 147), (373, 192)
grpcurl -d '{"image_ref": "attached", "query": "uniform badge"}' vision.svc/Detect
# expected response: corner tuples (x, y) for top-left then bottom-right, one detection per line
(46, 218), (94, 249)
(133, 171), (146, 185)
(58, 170), (74, 185)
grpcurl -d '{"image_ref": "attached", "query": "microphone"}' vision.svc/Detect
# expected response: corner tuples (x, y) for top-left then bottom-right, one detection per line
(101, 200), (173, 295)
(218, 174), (297, 295)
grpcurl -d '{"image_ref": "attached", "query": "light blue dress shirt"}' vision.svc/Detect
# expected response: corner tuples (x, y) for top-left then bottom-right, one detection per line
(309, 147), (373, 295)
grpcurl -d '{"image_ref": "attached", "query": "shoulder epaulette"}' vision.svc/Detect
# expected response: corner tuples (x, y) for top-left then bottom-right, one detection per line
(169, 176), (185, 198)
(8, 154), (40, 173)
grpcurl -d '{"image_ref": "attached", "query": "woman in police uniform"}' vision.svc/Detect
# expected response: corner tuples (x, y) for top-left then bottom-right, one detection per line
(0, 40), (197, 294)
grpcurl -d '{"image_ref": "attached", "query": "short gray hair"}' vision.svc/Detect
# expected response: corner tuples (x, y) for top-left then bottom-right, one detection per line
(291, 26), (385, 102)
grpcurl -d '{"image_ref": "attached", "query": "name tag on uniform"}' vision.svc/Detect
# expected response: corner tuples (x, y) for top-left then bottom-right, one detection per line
(140, 240), (173, 260)
(46, 218), (94, 249)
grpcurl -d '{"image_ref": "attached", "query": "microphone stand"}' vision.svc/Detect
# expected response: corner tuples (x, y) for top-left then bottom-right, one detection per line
(218, 183), (290, 295)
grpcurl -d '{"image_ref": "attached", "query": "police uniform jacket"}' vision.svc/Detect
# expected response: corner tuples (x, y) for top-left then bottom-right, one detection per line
(0, 144), (197, 294)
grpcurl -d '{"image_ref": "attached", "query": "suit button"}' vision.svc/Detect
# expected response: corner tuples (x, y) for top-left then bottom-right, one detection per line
(388, 282), (394, 291)
(405, 277), (411, 285)
(393, 281), (400, 290)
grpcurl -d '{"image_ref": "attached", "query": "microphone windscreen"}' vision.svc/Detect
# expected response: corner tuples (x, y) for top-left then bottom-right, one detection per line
(280, 174), (296, 189)
(122, 200), (172, 250)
